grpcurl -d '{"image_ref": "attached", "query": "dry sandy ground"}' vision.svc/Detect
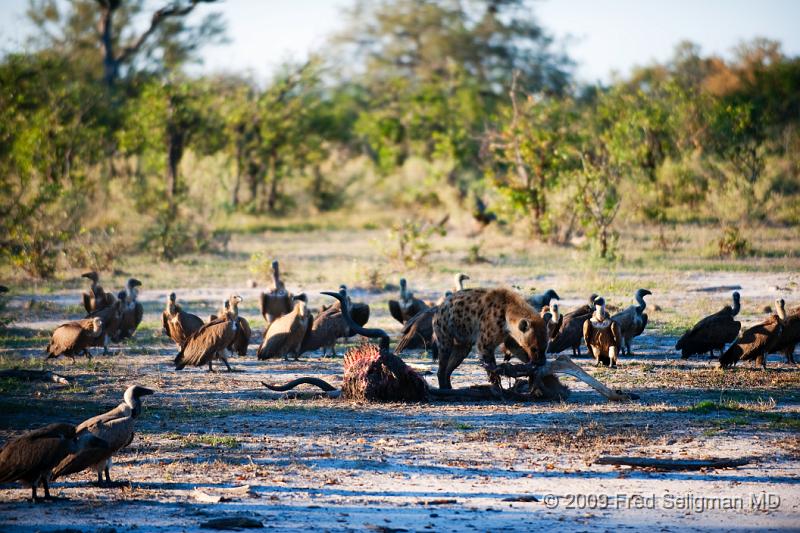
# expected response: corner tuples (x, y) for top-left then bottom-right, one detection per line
(1, 270), (799, 532)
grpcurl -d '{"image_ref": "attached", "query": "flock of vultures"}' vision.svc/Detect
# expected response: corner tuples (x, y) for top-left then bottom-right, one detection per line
(1, 260), (799, 503)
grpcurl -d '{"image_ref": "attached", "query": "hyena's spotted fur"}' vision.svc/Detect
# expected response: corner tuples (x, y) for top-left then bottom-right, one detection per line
(432, 288), (548, 389)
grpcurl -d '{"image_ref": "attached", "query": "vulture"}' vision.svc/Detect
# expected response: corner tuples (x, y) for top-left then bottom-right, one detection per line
(175, 295), (243, 372)
(675, 292), (741, 359)
(435, 273), (470, 305)
(161, 292), (204, 347)
(0, 423), (108, 502)
(46, 317), (104, 361)
(528, 289), (561, 312)
(86, 295), (124, 355)
(260, 260), (293, 326)
(215, 299), (253, 356)
(547, 294), (598, 356)
(257, 296), (311, 360)
(81, 271), (113, 314)
(583, 297), (622, 367)
(611, 288), (652, 356)
(113, 279), (143, 341)
(720, 299), (786, 370)
(388, 278), (428, 325)
(52, 385), (154, 486)
(300, 297), (370, 356)
(396, 274), (470, 359)
(771, 303), (799, 364)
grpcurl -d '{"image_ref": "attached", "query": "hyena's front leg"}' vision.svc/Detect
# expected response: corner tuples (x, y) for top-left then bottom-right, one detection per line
(477, 337), (500, 386)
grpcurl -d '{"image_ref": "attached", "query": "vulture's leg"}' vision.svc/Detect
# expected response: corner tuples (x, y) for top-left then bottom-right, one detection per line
(103, 334), (109, 356)
(431, 343), (439, 362)
(547, 355), (633, 401)
(31, 483), (39, 503)
(331, 343), (337, 357)
(42, 478), (51, 500)
(105, 465), (112, 484)
(207, 360), (214, 372)
(609, 346), (618, 368)
(96, 470), (103, 485)
(221, 356), (233, 372)
(591, 346), (601, 366)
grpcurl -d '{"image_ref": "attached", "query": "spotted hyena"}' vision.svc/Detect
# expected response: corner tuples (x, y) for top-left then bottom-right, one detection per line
(432, 288), (549, 389)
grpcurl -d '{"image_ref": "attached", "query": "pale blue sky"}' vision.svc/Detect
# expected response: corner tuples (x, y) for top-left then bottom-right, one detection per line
(1, 0), (798, 83)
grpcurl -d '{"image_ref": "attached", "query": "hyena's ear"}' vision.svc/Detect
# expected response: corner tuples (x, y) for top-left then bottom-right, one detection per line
(518, 318), (529, 332)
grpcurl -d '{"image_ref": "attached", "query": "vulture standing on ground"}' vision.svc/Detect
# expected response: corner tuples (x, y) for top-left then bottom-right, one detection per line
(86, 295), (123, 355)
(771, 303), (799, 364)
(675, 292), (741, 359)
(257, 296), (311, 360)
(395, 274), (470, 358)
(162, 292), (204, 347)
(547, 294), (598, 356)
(300, 295), (370, 356)
(583, 297), (622, 367)
(0, 424), (108, 502)
(175, 295), (243, 372)
(528, 289), (561, 312)
(611, 288), (652, 356)
(720, 299), (786, 369)
(114, 279), (143, 341)
(46, 317), (104, 361)
(388, 278), (428, 325)
(214, 299), (252, 356)
(81, 271), (113, 314)
(52, 385), (154, 486)
(260, 260), (293, 327)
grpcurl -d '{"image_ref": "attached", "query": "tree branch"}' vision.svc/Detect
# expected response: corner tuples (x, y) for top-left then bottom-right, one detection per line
(117, 0), (218, 64)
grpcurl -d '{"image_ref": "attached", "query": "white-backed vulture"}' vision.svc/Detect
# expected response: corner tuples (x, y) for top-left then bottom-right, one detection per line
(175, 295), (243, 372)
(260, 260), (293, 326)
(114, 279), (143, 342)
(528, 289), (560, 312)
(86, 295), (123, 355)
(771, 304), (799, 364)
(257, 296), (310, 360)
(396, 274), (469, 358)
(161, 292), (204, 347)
(547, 294), (598, 356)
(81, 271), (113, 314)
(52, 385), (154, 486)
(721, 299), (785, 369)
(0, 423), (108, 502)
(675, 292), (741, 359)
(210, 298), (252, 356)
(611, 288), (652, 356)
(583, 298), (622, 367)
(435, 273), (470, 305)
(301, 299), (370, 356)
(46, 317), (104, 361)
(388, 278), (428, 325)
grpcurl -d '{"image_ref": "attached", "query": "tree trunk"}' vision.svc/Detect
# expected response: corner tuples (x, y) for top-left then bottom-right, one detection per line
(97, 2), (119, 89)
(167, 131), (184, 200)
(600, 227), (608, 258)
(266, 154), (278, 212)
(231, 142), (243, 208)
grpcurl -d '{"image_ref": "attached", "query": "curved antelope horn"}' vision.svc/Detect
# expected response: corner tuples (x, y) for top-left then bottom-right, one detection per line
(321, 287), (390, 351)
